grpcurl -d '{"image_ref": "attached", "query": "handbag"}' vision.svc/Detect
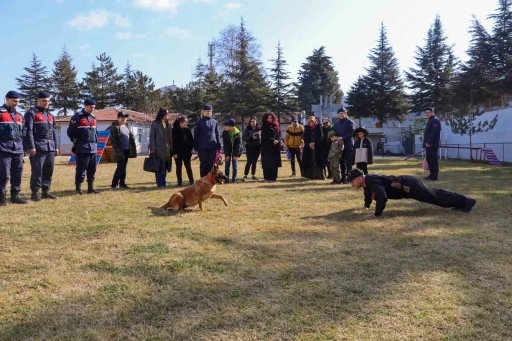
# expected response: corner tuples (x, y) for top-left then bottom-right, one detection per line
(421, 157), (429, 171)
(143, 154), (162, 173)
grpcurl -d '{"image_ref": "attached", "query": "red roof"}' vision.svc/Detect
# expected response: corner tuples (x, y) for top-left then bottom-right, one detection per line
(55, 108), (180, 124)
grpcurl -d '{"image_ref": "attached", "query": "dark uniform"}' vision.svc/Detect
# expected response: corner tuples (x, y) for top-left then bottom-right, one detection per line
(423, 108), (441, 180)
(25, 101), (58, 200)
(347, 169), (476, 216)
(67, 103), (99, 194)
(0, 91), (28, 205)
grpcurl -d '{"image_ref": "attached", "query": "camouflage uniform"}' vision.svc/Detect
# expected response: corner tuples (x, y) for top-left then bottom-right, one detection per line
(328, 139), (344, 182)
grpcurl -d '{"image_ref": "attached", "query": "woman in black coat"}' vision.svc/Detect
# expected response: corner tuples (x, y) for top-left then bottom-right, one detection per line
(301, 116), (325, 179)
(260, 112), (282, 181)
(172, 116), (194, 186)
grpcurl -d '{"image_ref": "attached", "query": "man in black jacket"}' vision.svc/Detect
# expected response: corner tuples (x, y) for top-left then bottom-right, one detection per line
(423, 107), (441, 181)
(347, 169), (476, 217)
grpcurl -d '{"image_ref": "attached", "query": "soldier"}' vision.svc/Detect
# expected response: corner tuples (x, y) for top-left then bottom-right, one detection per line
(333, 106), (355, 183)
(347, 168), (476, 217)
(24, 91), (59, 201)
(67, 98), (99, 195)
(0, 91), (28, 206)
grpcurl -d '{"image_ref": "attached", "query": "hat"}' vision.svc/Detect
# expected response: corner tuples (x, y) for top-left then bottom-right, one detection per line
(346, 168), (364, 182)
(223, 118), (235, 127)
(327, 130), (336, 138)
(291, 115), (298, 122)
(84, 98), (96, 106)
(337, 106), (347, 113)
(37, 91), (51, 98)
(353, 127), (369, 138)
(118, 111), (129, 118)
(425, 107), (434, 112)
(202, 104), (212, 111)
(5, 90), (20, 99)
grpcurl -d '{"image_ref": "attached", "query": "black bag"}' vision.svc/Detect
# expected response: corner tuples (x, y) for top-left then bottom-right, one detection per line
(143, 154), (161, 173)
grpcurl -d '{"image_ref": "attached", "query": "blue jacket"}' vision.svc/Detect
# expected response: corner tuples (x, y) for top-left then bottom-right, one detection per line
(24, 107), (58, 152)
(0, 105), (24, 154)
(67, 110), (98, 154)
(194, 117), (221, 150)
(333, 118), (355, 149)
(423, 115), (441, 149)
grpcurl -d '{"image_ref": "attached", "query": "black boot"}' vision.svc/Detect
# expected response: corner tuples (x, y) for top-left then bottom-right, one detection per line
(31, 190), (42, 202)
(76, 183), (83, 195)
(0, 192), (7, 206)
(11, 191), (28, 204)
(87, 181), (100, 194)
(42, 188), (57, 199)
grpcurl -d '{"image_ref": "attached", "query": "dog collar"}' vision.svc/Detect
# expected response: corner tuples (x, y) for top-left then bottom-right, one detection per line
(205, 174), (216, 184)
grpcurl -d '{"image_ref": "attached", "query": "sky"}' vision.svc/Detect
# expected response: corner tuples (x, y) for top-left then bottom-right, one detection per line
(0, 0), (500, 101)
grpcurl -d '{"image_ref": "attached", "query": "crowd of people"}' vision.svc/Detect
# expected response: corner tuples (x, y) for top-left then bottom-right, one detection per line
(2, 89), (475, 215)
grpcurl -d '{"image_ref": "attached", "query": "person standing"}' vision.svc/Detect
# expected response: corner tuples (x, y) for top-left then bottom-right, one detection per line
(333, 106), (355, 183)
(241, 116), (261, 181)
(0, 91), (28, 206)
(109, 111), (137, 190)
(194, 104), (221, 177)
(149, 108), (173, 188)
(352, 127), (373, 175)
(222, 118), (243, 183)
(423, 107), (441, 181)
(327, 131), (343, 184)
(172, 116), (194, 186)
(284, 116), (303, 177)
(260, 112), (281, 181)
(67, 98), (100, 195)
(321, 118), (333, 178)
(301, 116), (325, 179)
(24, 91), (59, 201)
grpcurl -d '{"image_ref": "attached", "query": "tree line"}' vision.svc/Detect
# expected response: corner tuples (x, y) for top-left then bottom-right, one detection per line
(13, 1), (511, 133)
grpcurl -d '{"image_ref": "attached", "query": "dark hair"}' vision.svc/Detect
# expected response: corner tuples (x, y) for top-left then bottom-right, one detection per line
(247, 116), (259, 129)
(261, 112), (277, 125)
(156, 108), (169, 122)
(172, 116), (188, 129)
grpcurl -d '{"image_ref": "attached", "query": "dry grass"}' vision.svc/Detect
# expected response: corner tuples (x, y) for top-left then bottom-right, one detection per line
(1, 155), (511, 341)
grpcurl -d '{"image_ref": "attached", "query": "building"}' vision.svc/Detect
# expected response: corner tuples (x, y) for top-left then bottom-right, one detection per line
(55, 108), (179, 155)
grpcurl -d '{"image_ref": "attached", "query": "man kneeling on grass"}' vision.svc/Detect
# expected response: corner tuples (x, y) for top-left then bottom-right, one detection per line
(346, 168), (476, 217)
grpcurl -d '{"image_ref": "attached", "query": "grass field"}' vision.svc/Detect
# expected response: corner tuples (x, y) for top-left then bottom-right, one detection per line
(1, 155), (511, 341)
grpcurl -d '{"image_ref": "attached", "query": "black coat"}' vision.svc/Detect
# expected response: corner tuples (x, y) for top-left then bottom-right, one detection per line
(172, 126), (194, 159)
(302, 124), (325, 169)
(222, 129), (243, 157)
(260, 122), (282, 169)
(353, 137), (373, 165)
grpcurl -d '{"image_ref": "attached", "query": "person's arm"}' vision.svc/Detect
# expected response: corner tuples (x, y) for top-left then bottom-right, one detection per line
(149, 121), (156, 153)
(193, 120), (201, 150)
(371, 181), (388, 216)
(341, 120), (355, 141)
(364, 187), (373, 209)
(67, 114), (78, 142)
(24, 110), (35, 154)
(215, 121), (221, 150)
(110, 124), (121, 152)
(367, 138), (373, 164)
(284, 128), (290, 148)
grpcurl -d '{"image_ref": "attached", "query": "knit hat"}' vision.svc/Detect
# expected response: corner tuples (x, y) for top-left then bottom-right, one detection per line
(337, 106), (347, 113)
(5, 90), (20, 99)
(37, 91), (51, 98)
(327, 130), (336, 138)
(84, 98), (96, 106)
(202, 104), (212, 111)
(223, 118), (236, 126)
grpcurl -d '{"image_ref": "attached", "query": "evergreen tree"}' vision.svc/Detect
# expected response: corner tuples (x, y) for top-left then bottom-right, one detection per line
(15, 53), (50, 110)
(130, 70), (156, 112)
(488, 0), (512, 92)
(50, 47), (81, 116)
(405, 15), (457, 117)
(297, 46), (343, 113)
(360, 23), (409, 124)
(118, 61), (137, 110)
(82, 52), (122, 109)
(269, 41), (298, 123)
(346, 75), (372, 123)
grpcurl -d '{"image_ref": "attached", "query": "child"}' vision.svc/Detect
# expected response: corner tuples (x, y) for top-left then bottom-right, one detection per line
(352, 127), (373, 175)
(222, 118), (243, 183)
(327, 131), (344, 184)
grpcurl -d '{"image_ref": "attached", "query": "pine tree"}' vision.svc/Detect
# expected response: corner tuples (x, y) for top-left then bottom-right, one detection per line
(131, 70), (156, 112)
(269, 41), (298, 123)
(118, 61), (137, 110)
(488, 0), (512, 92)
(346, 75), (372, 123)
(405, 15), (457, 117)
(82, 53), (122, 109)
(50, 47), (81, 116)
(15, 53), (50, 110)
(359, 23), (409, 124)
(297, 46), (343, 113)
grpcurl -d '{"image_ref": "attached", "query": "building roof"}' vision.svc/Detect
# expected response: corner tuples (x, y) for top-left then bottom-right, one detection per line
(55, 108), (179, 124)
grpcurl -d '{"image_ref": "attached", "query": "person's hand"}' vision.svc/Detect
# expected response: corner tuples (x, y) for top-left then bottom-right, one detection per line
(426, 143), (431, 148)
(172, 154), (178, 159)
(337, 137), (343, 141)
(55, 149), (60, 156)
(273, 139), (279, 145)
(28, 149), (36, 156)
(150, 149), (156, 154)
(225, 156), (230, 161)
(233, 157), (238, 161)
(309, 142), (315, 149)
(253, 134), (258, 139)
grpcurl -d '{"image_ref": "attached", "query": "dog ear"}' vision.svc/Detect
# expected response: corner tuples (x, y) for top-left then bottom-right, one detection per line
(212, 163), (218, 172)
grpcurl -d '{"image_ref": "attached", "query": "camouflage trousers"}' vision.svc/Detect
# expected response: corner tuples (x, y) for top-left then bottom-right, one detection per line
(329, 157), (341, 181)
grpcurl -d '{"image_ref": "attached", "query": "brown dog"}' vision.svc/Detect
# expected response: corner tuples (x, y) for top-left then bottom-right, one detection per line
(148, 164), (229, 211)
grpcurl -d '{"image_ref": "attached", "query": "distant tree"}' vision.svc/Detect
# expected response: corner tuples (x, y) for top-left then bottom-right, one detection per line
(82, 52), (122, 109)
(15, 53), (50, 110)
(50, 47), (81, 116)
(487, 0), (512, 95)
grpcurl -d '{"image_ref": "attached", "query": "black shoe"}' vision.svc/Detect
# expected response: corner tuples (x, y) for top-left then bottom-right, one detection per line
(76, 183), (83, 195)
(460, 198), (476, 213)
(119, 184), (129, 189)
(42, 190), (57, 199)
(87, 182), (100, 194)
(177, 182), (183, 187)
(31, 191), (42, 202)
(423, 175), (432, 180)
(10, 191), (28, 204)
(290, 172), (296, 177)
(0, 193), (7, 206)
(242, 175), (248, 182)
(252, 176), (258, 181)
(189, 180), (194, 185)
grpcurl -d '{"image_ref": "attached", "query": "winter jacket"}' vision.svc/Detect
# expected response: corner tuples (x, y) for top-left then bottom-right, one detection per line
(260, 122), (282, 169)
(333, 118), (355, 149)
(328, 139), (344, 159)
(322, 124), (333, 157)
(24, 106), (58, 152)
(353, 137), (373, 165)
(222, 127), (243, 157)
(149, 120), (173, 162)
(284, 124), (304, 148)
(108, 121), (137, 161)
(194, 116), (221, 150)
(242, 125), (261, 148)
(422, 115), (441, 149)
(172, 125), (194, 159)
(0, 105), (24, 154)
(67, 109), (98, 154)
